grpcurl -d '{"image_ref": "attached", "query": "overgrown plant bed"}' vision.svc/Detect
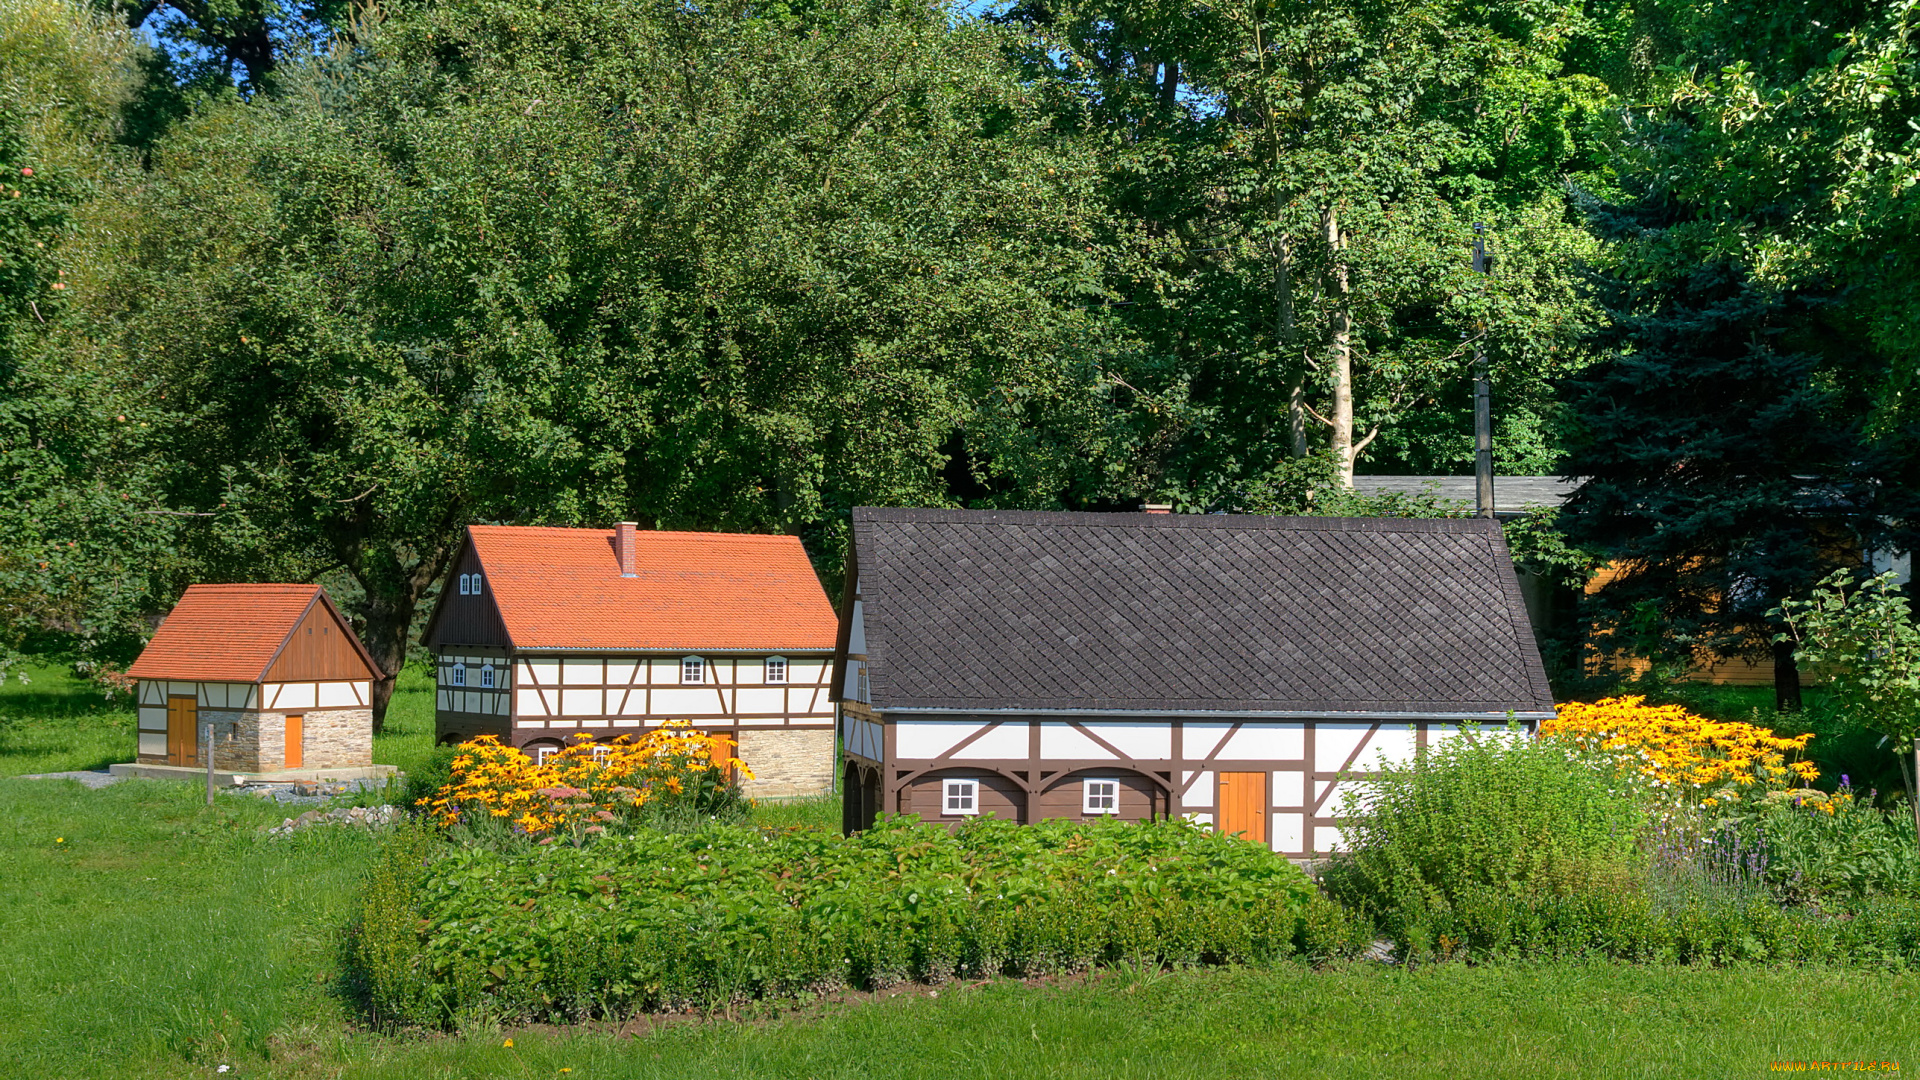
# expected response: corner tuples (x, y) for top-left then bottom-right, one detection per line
(348, 817), (1339, 1028)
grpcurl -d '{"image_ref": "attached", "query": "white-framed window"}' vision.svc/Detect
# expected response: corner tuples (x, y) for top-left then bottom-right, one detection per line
(533, 744), (558, 765)
(479, 663), (495, 689)
(681, 656), (705, 684)
(765, 656), (787, 684)
(458, 573), (472, 595)
(472, 572), (483, 595)
(450, 662), (466, 687)
(591, 745), (610, 763)
(858, 667), (869, 701)
(1083, 778), (1119, 815)
(943, 778), (979, 816)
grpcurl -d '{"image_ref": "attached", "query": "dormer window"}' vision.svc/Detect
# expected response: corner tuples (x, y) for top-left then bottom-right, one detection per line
(681, 656), (705, 684)
(450, 662), (466, 687)
(479, 663), (495, 689)
(765, 656), (787, 684)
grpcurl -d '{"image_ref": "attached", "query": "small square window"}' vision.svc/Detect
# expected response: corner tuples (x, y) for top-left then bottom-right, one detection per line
(681, 656), (704, 684)
(458, 574), (471, 595)
(479, 663), (495, 689)
(943, 778), (979, 816)
(591, 745), (610, 763)
(450, 663), (466, 687)
(533, 744), (557, 765)
(1083, 779), (1119, 816)
(765, 656), (787, 684)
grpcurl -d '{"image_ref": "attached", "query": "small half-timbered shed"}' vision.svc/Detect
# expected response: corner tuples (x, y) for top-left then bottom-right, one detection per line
(421, 523), (841, 797)
(125, 584), (380, 773)
(833, 508), (1556, 857)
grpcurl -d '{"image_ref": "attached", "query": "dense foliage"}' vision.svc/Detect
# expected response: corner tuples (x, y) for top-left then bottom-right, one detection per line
(348, 816), (1322, 1027)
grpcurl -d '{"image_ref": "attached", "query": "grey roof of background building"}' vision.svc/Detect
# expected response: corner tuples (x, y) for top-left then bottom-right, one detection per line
(845, 507), (1556, 717)
(1350, 475), (1582, 516)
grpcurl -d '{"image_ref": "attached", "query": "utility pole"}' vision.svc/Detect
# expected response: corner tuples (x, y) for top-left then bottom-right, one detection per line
(1472, 223), (1494, 520)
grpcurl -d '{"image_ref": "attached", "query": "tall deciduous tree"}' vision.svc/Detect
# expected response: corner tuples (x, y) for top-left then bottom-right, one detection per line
(88, 0), (1153, 724)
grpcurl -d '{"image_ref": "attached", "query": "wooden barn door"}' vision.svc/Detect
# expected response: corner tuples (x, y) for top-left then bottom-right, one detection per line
(1216, 772), (1268, 845)
(166, 696), (198, 766)
(284, 714), (304, 769)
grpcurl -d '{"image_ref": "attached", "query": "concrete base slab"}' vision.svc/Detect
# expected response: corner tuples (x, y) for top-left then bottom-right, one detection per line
(107, 762), (398, 786)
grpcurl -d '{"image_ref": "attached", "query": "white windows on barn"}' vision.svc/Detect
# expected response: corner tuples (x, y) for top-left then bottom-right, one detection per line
(471, 573), (483, 595)
(1083, 778), (1119, 815)
(765, 656), (787, 683)
(450, 662), (466, 687)
(458, 574), (471, 595)
(681, 656), (705, 684)
(943, 778), (979, 816)
(479, 663), (495, 689)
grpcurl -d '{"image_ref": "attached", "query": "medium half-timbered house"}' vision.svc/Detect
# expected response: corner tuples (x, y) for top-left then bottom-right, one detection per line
(422, 523), (840, 796)
(833, 507), (1556, 857)
(125, 584), (381, 774)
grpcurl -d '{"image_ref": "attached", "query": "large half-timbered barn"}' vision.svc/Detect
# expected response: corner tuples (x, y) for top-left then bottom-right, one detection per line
(833, 507), (1556, 857)
(423, 523), (841, 797)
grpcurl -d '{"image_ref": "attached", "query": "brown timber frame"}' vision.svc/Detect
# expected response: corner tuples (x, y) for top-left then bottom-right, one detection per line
(840, 703), (1533, 859)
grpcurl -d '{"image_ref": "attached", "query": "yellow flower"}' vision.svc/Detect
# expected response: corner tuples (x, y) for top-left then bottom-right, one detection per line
(503, 1038), (514, 1048)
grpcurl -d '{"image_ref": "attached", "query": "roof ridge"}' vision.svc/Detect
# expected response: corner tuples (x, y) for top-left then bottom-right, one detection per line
(851, 507), (1498, 534)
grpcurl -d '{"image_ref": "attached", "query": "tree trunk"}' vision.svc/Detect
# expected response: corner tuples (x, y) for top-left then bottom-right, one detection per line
(1772, 638), (1803, 713)
(1324, 205), (1354, 486)
(359, 590), (418, 735)
(1276, 231), (1306, 458)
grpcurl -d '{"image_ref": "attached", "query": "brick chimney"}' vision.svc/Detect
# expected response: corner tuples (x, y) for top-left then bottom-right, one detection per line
(615, 521), (639, 577)
(1142, 503), (1172, 515)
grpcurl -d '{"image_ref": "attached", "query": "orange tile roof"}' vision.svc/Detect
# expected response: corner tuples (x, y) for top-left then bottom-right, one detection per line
(127, 584), (335, 682)
(466, 525), (838, 651)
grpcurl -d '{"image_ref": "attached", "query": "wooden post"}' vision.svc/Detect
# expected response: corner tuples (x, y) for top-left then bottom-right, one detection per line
(204, 720), (215, 805)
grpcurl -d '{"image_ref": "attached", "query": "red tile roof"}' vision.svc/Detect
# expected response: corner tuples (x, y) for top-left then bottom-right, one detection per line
(465, 525), (838, 651)
(127, 584), (371, 682)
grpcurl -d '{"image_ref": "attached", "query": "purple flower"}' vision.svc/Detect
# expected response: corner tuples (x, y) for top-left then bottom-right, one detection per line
(1841, 774), (1851, 788)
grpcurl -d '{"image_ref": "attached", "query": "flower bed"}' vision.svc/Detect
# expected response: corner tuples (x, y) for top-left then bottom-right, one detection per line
(349, 816), (1324, 1027)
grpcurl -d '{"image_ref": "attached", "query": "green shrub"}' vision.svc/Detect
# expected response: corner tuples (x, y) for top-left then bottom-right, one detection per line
(345, 815), (1317, 1026)
(342, 822), (437, 1029)
(1757, 788), (1920, 901)
(1320, 726), (1643, 936)
(401, 744), (461, 814)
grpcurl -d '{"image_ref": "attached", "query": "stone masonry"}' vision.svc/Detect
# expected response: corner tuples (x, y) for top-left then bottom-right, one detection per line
(736, 727), (835, 798)
(164, 708), (374, 772)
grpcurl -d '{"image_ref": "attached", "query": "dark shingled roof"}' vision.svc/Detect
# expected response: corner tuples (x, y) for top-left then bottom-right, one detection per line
(843, 507), (1555, 717)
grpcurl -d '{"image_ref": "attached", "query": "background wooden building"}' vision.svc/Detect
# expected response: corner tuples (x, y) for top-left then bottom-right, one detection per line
(422, 523), (840, 797)
(834, 507), (1557, 857)
(124, 584), (380, 774)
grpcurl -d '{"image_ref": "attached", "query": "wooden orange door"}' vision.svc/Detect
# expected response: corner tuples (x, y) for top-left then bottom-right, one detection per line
(1217, 771), (1268, 844)
(285, 714), (303, 768)
(166, 696), (198, 766)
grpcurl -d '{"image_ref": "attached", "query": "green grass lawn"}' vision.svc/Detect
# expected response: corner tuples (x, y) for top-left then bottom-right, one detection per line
(3, 663), (1915, 1077)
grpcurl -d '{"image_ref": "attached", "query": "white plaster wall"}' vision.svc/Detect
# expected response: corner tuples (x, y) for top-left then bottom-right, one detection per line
(561, 688), (602, 715)
(847, 598), (865, 654)
(650, 688), (721, 715)
(735, 687), (784, 715)
(1039, 722), (1111, 760)
(521, 660), (560, 689)
(1183, 770), (1215, 808)
(562, 658), (601, 685)
(138, 732), (166, 756)
(267, 682), (316, 710)
(1082, 721), (1172, 759)
(516, 688), (551, 716)
(317, 681), (365, 708)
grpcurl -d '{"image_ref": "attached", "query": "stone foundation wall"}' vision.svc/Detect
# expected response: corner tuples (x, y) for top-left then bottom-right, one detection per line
(736, 728), (835, 798)
(302, 708), (373, 768)
(142, 708), (373, 771)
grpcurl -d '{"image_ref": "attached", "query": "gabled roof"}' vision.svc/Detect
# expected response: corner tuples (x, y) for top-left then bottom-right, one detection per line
(842, 507), (1555, 716)
(127, 584), (378, 683)
(438, 525), (837, 651)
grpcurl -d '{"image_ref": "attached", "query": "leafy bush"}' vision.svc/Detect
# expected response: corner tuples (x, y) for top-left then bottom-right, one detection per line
(401, 744), (461, 812)
(343, 822), (437, 1029)
(347, 816), (1317, 1026)
(1756, 785), (1920, 901)
(1321, 726), (1643, 933)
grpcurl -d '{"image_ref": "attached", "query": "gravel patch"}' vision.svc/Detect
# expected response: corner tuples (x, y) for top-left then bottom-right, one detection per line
(15, 770), (123, 789)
